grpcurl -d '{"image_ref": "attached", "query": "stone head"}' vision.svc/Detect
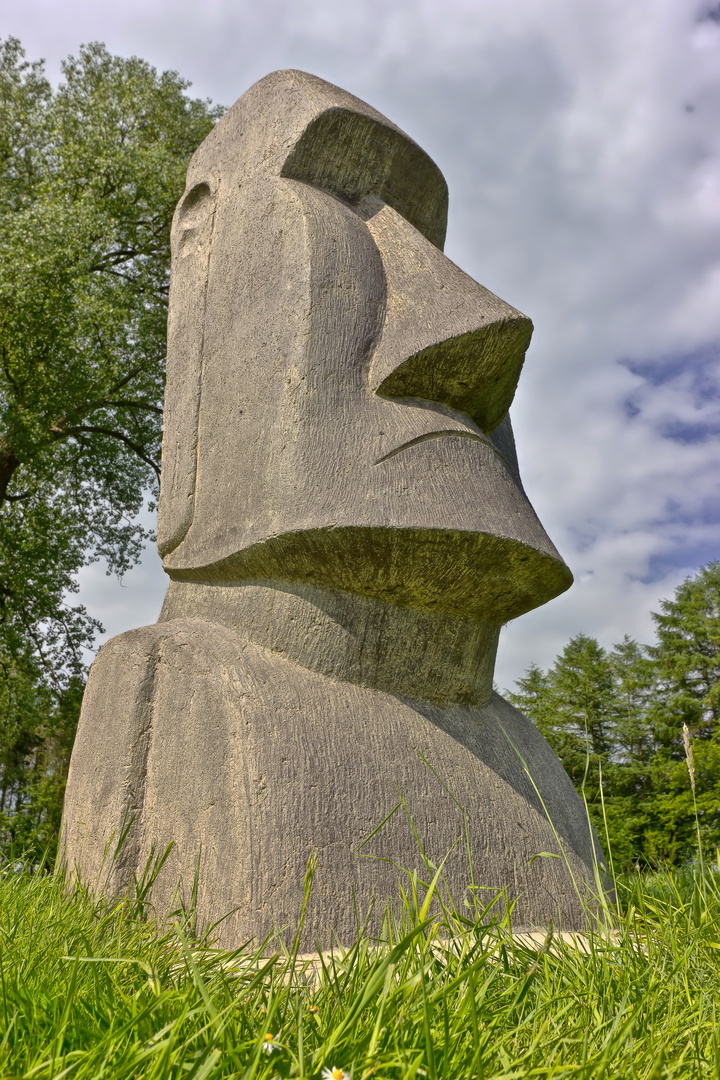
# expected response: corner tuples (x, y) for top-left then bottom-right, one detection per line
(157, 70), (572, 624)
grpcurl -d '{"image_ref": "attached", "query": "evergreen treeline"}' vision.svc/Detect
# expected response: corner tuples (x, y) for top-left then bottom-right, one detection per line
(507, 561), (720, 868)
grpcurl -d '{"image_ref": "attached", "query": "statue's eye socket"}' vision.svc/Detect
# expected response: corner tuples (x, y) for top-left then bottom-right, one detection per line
(176, 182), (214, 258)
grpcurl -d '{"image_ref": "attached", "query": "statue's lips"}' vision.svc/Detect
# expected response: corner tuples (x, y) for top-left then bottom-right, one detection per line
(374, 429), (497, 465)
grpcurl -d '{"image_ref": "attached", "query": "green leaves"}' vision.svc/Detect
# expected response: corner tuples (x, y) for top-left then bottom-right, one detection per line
(0, 37), (221, 860)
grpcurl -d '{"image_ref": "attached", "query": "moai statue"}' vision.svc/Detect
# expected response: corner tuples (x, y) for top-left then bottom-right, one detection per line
(61, 71), (607, 945)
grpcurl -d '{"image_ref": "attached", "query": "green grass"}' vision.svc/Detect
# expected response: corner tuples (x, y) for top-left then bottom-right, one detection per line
(1, 855), (720, 1079)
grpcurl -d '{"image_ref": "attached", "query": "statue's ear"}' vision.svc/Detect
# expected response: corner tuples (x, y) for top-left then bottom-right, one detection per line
(280, 107), (448, 251)
(174, 181), (216, 259)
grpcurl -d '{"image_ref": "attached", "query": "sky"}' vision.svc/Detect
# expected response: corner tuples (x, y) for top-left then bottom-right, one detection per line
(4, 0), (719, 690)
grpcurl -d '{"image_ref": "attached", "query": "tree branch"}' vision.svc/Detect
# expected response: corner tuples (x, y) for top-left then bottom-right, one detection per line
(69, 360), (161, 421)
(103, 398), (164, 415)
(51, 423), (160, 483)
(0, 443), (19, 510)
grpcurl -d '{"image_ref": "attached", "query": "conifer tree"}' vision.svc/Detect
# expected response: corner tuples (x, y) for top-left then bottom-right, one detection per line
(652, 561), (720, 740)
(508, 564), (720, 867)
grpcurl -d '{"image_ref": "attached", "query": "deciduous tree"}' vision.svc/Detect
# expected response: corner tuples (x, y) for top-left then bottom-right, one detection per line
(0, 37), (220, 857)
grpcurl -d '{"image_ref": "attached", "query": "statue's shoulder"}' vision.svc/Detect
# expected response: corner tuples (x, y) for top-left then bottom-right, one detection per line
(90, 616), (250, 671)
(86, 616), (280, 704)
(94, 614), (255, 652)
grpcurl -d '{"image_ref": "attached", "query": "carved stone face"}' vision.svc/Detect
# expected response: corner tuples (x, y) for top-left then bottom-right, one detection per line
(158, 70), (572, 623)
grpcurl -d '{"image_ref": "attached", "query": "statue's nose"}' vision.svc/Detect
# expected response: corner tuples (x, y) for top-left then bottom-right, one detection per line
(364, 202), (532, 434)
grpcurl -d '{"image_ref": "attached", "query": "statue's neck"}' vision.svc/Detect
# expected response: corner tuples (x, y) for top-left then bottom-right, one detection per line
(160, 580), (499, 707)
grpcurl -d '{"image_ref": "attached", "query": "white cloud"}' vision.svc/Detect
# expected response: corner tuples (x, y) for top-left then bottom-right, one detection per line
(7, 0), (718, 687)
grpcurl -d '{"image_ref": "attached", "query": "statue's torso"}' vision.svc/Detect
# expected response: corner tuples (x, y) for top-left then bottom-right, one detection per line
(62, 616), (603, 946)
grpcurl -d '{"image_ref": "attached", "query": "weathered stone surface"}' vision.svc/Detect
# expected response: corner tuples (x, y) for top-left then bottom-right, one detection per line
(61, 69), (608, 944)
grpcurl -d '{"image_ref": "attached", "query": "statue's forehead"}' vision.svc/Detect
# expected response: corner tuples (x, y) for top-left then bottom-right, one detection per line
(186, 69), (449, 250)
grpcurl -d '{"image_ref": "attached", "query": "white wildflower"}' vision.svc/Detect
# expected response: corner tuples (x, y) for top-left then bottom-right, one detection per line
(683, 722), (696, 793)
(262, 1032), (278, 1054)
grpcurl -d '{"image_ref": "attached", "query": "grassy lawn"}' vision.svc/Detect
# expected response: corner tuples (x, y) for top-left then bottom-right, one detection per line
(0, 855), (718, 1079)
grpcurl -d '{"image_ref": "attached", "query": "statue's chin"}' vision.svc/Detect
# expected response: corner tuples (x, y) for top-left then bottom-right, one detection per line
(164, 525), (573, 623)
